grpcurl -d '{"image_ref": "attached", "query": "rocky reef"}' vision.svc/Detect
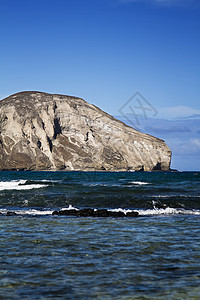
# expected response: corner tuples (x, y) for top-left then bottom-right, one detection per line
(52, 208), (139, 217)
(0, 91), (171, 171)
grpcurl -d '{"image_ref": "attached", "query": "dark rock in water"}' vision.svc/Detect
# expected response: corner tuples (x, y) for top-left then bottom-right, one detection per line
(52, 210), (59, 215)
(77, 208), (95, 217)
(52, 209), (78, 216)
(95, 210), (125, 218)
(6, 211), (17, 216)
(52, 208), (139, 218)
(0, 91), (171, 171)
(126, 211), (139, 217)
(93, 209), (109, 217)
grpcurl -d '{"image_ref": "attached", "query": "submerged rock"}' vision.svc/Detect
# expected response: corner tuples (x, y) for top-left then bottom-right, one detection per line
(0, 91), (171, 171)
(6, 211), (17, 216)
(52, 208), (139, 217)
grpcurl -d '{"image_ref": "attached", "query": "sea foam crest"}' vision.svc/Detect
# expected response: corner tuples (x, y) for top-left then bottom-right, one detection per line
(137, 207), (200, 216)
(0, 206), (200, 216)
(0, 208), (53, 216)
(18, 209), (53, 216)
(61, 205), (79, 211)
(109, 208), (133, 214)
(130, 181), (150, 185)
(0, 180), (46, 191)
(107, 207), (200, 216)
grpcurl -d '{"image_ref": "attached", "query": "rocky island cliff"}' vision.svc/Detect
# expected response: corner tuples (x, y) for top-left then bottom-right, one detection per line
(0, 91), (171, 171)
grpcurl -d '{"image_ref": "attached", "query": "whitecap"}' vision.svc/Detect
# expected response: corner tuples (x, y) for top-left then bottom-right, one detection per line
(136, 207), (200, 216)
(0, 180), (46, 191)
(18, 209), (53, 216)
(0, 208), (53, 216)
(61, 205), (79, 211)
(106, 206), (200, 216)
(109, 208), (133, 214)
(130, 181), (150, 185)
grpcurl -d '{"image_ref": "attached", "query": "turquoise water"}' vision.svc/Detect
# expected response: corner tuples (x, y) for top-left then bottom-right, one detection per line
(0, 171), (200, 299)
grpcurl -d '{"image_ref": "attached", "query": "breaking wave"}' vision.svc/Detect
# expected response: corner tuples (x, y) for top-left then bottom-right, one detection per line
(0, 180), (47, 191)
(1, 205), (200, 217)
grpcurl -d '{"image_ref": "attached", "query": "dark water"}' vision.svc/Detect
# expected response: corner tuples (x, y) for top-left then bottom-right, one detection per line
(0, 171), (200, 299)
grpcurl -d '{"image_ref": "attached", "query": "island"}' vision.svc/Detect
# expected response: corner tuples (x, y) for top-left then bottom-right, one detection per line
(0, 91), (171, 171)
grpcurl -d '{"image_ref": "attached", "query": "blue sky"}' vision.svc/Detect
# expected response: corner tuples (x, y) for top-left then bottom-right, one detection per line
(0, 0), (200, 170)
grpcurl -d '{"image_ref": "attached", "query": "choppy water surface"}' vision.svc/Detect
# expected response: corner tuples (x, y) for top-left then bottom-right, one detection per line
(0, 171), (200, 299)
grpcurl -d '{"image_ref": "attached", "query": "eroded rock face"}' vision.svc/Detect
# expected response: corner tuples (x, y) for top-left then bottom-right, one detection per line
(0, 91), (171, 171)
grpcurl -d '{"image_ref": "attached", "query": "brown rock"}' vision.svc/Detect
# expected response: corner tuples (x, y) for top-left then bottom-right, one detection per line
(0, 91), (172, 171)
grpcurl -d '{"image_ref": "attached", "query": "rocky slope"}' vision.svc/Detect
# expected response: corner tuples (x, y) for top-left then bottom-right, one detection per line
(0, 91), (171, 171)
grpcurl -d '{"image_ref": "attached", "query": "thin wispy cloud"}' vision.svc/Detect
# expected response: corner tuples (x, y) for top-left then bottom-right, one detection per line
(158, 106), (200, 119)
(118, 0), (199, 7)
(171, 138), (200, 156)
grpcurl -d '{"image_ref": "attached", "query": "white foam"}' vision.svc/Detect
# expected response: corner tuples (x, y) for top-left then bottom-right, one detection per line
(136, 207), (200, 216)
(61, 205), (79, 211)
(130, 181), (150, 185)
(107, 207), (200, 216)
(0, 205), (79, 216)
(109, 208), (133, 214)
(0, 180), (46, 191)
(1, 206), (199, 217)
(0, 208), (53, 215)
(19, 209), (53, 216)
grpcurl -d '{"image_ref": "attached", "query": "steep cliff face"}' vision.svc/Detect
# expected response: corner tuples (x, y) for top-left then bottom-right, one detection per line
(0, 91), (171, 171)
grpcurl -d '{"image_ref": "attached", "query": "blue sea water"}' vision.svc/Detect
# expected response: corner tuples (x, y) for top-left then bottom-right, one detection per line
(0, 171), (200, 299)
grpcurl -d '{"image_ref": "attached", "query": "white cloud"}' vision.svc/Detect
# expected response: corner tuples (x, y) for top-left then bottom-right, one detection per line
(192, 138), (200, 148)
(158, 106), (200, 119)
(167, 138), (200, 156)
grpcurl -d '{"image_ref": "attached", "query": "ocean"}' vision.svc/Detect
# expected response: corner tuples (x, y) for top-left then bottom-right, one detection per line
(0, 171), (200, 299)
